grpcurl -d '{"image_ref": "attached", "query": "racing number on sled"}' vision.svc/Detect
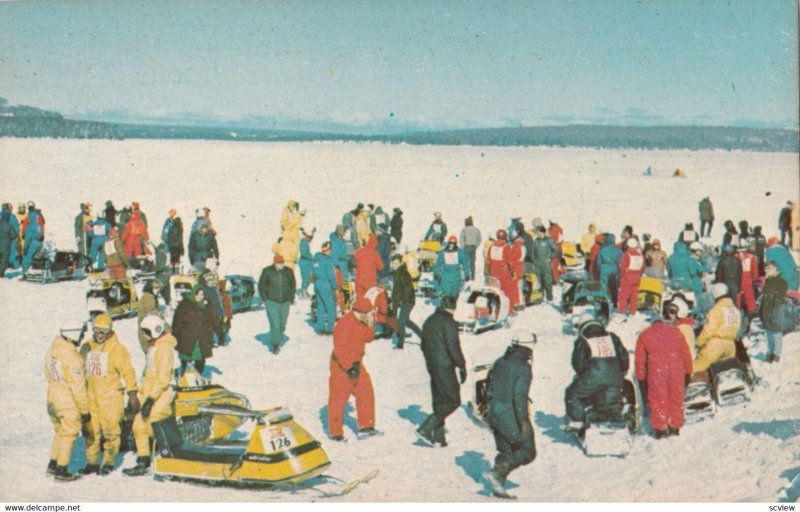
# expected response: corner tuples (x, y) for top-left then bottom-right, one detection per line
(261, 426), (297, 453)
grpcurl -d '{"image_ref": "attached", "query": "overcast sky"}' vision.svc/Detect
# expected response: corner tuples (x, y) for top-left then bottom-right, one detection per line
(1, 0), (797, 129)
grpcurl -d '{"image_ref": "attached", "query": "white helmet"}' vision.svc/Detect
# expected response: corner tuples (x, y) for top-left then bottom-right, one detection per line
(626, 238), (639, 249)
(511, 330), (537, 346)
(690, 241), (703, 252)
(140, 314), (166, 340)
(710, 283), (729, 300)
(60, 320), (87, 344)
(667, 296), (690, 319)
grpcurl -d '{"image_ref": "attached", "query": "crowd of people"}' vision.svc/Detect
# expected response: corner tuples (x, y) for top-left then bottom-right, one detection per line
(36, 193), (800, 499)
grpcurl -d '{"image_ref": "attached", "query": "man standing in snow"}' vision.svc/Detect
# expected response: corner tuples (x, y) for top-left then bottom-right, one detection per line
(635, 302), (693, 439)
(390, 254), (422, 349)
(779, 200), (794, 247)
(258, 255), (296, 354)
(483, 331), (537, 499)
(699, 197), (714, 238)
(459, 216), (482, 281)
(74, 202), (93, 257)
(327, 297), (378, 441)
(417, 296), (466, 447)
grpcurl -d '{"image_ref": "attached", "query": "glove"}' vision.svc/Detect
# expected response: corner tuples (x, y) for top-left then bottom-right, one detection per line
(81, 412), (91, 424)
(347, 362), (361, 380)
(141, 397), (155, 420)
(126, 391), (141, 416)
(458, 367), (467, 384)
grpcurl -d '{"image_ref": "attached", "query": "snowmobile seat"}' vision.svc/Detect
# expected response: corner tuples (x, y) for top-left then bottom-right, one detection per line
(709, 357), (751, 406)
(152, 416), (247, 464)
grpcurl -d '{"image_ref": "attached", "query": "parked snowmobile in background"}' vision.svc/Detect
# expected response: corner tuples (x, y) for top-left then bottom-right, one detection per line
(127, 254), (157, 283)
(563, 379), (642, 458)
(560, 242), (586, 273)
(522, 272), (544, 306)
(86, 276), (139, 319)
(563, 280), (611, 334)
(637, 277), (665, 316)
(224, 274), (264, 313)
(454, 276), (510, 334)
(23, 242), (91, 283)
(170, 272), (202, 303)
(416, 240), (441, 298)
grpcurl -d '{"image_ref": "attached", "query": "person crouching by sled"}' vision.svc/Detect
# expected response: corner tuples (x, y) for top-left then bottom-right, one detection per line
(80, 314), (139, 476)
(327, 297), (378, 441)
(123, 315), (176, 476)
(45, 320), (91, 481)
(693, 283), (740, 373)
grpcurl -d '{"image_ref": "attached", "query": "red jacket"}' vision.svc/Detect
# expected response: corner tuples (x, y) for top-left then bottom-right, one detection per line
(619, 248), (645, 282)
(364, 286), (390, 324)
(332, 311), (375, 370)
(510, 239), (525, 276)
(589, 235), (604, 280)
(354, 236), (384, 290)
(486, 240), (513, 279)
(738, 252), (758, 283)
(549, 224), (563, 244)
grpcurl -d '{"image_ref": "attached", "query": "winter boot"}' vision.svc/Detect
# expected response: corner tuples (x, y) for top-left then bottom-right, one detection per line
(98, 464), (115, 476)
(484, 460), (514, 499)
(122, 456), (151, 477)
(653, 429), (668, 440)
(667, 427), (680, 437)
(53, 466), (81, 482)
(46, 459), (58, 475)
(415, 414), (438, 447)
(78, 463), (100, 475)
(433, 426), (447, 447)
(357, 427), (383, 439)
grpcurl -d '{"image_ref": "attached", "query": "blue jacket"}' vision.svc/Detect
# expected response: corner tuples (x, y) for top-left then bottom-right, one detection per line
(25, 209), (44, 242)
(668, 242), (707, 292)
(434, 246), (466, 297)
(597, 236), (622, 283)
(161, 218), (174, 245)
(425, 220), (448, 243)
(299, 238), (313, 262)
(312, 252), (338, 291)
(91, 218), (111, 242)
(329, 232), (348, 275)
(766, 245), (799, 290)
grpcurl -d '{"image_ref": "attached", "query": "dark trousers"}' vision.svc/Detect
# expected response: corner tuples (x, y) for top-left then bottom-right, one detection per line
(492, 422), (536, 481)
(395, 302), (422, 348)
(700, 219), (713, 237)
(464, 246), (477, 281)
(781, 228), (793, 247)
(428, 365), (461, 423)
(565, 379), (623, 422)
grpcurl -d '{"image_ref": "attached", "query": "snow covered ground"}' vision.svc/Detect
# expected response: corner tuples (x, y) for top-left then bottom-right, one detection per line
(0, 138), (798, 503)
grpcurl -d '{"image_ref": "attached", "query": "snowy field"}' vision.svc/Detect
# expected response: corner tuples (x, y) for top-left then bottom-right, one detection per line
(0, 138), (798, 503)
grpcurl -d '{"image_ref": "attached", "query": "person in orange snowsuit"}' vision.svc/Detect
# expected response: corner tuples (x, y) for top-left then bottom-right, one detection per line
(354, 235), (384, 300)
(548, 220), (564, 285)
(327, 297), (378, 440)
(737, 241), (758, 314)
(618, 238), (645, 315)
(485, 230), (516, 315)
(122, 208), (149, 258)
(508, 237), (525, 310)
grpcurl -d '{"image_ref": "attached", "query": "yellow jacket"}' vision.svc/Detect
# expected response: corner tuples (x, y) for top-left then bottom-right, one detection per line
(45, 336), (90, 414)
(80, 333), (138, 398)
(280, 205), (303, 244)
(272, 239), (299, 269)
(677, 323), (696, 359)
(356, 212), (372, 247)
(580, 223), (597, 254)
(694, 298), (739, 372)
(140, 334), (177, 401)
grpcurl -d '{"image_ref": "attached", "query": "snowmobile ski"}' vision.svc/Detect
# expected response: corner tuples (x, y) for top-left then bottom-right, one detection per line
(300, 469), (379, 498)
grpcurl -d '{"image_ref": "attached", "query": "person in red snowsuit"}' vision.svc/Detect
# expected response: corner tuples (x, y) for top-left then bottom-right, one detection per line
(508, 237), (525, 310)
(737, 242), (758, 314)
(122, 209), (149, 258)
(327, 298), (377, 440)
(364, 285), (396, 336)
(618, 238), (645, 315)
(635, 302), (693, 438)
(589, 234), (604, 281)
(485, 230), (516, 315)
(548, 221), (564, 285)
(354, 235), (384, 300)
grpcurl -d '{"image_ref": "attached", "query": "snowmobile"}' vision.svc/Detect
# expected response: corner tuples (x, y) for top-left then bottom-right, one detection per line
(522, 272), (544, 306)
(170, 272), (202, 303)
(416, 240), (441, 298)
(636, 276), (665, 314)
(127, 254), (157, 283)
(23, 242), (90, 283)
(562, 379), (642, 458)
(86, 276), (139, 319)
(683, 371), (717, 424)
(453, 276), (511, 334)
(565, 281), (611, 334)
(560, 269), (591, 313)
(224, 274), (264, 314)
(560, 242), (586, 273)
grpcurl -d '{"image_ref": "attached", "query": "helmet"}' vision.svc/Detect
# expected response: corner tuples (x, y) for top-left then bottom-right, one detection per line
(666, 296), (690, 319)
(60, 320), (87, 344)
(626, 238), (639, 249)
(511, 330), (537, 346)
(434, 211), (442, 219)
(721, 244), (734, 254)
(93, 314), (113, 334)
(689, 241), (703, 252)
(496, 229), (507, 240)
(447, 235), (457, 244)
(27, 201), (35, 209)
(710, 283), (729, 300)
(140, 314), (166, 340)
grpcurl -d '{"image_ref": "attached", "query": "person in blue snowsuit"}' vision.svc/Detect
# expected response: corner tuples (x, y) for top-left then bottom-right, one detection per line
(0, 208), (18, 277)
(434, 236), (467, 299)
(313, 242), (339, 335)
(667, 241), (709, 311)
(22, 204), (45, 273)
(188, 224), (219, 269)
(597, 234), (623, 307)
(89, 215), (112, 270)
(6, 204), (20, 269)
(329, 226), (350, 280)
(376, 225), (393, 281)
(425, 212), (448, 244)
(766, 238), (799, 290)
(298, 230), (315, 298)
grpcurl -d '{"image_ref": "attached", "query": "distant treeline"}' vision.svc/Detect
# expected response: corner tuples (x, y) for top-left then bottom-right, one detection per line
(1, 97), (797, 152)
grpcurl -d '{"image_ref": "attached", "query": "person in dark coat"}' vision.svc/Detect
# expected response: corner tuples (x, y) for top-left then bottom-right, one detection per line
(390, 254), (422, 349)
(167, 215), (184, 273)
(104, 200), (117, 229)
(532, 226), (558, 302)
(779, 201), (794, 247)
(188, 223), (219, 269)
(698, 197), (714, 238)
(258, 254), (296, 354)
(74, 202), (93, 257)
(564, 316), (629, 424)
(417, 296), (466, 447)
(172, 283), (220, 376)
(760, 261), (788, 363)
(483, 331), (537, 499)
(424, 212), (448, 244)
(634, 302), (693, 438)
(375, 225), (393, 281)
(752, 225), (767, 276)
(389, 207), (403, 245)
(722, 220), (739, 247)
(714, 244), (742, 302)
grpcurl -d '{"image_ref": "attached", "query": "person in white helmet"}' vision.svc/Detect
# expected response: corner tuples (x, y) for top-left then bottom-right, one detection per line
(483, 330), (537, 499)
(693, 283), (740, 373)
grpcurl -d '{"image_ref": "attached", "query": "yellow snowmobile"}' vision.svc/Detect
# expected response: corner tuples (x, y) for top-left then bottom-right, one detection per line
(637, 277), (665, 313)
(86, 275), (139, 319)
(173, 369), (253, 442)
(561, 242), (586, 271)
(170, 272), (202, 303)
(523, 272), (545, 306)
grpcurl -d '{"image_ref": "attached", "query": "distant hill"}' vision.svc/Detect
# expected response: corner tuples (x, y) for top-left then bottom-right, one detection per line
(1, 98), (797, 152)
